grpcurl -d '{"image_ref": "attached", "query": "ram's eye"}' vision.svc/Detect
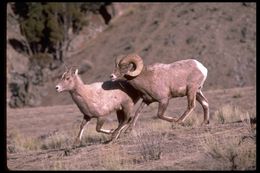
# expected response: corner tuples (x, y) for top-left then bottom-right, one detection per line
(66, 77), (70, 80)
(120, 64), (127, 69)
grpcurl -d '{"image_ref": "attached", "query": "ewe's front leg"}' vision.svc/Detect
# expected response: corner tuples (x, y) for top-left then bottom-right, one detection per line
(73, 116), (90, 147)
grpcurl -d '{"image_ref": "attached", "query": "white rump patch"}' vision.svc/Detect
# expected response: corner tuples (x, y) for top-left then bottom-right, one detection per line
(193, 60), (208, 79)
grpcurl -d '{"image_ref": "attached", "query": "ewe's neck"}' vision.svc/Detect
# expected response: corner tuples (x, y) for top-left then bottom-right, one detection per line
(70, 76), (87, 96)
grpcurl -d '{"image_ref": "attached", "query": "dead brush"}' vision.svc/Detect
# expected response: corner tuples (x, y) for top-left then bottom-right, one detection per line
(213, 104), (250, 124)
(200, 133), (256, 170)
(97, 145), (131, 170)
(7, 130), (40, 152)
(213, 104), (256, 141)
(181, 112), (202, 127)
(40, 132), (70, 150)
(135, 127), (164, 162)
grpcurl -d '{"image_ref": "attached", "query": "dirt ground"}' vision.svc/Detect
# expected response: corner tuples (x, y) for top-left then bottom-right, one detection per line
(6, 86), (256, 170)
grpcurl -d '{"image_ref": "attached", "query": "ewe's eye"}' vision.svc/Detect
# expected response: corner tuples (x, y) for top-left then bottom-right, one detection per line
(66, 77), (70, 81)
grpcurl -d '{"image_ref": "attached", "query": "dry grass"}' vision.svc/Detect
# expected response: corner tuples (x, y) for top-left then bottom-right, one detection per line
(40, 132), (70, 150)
(7, 120), (116, 154)
(182, 112), (202, 127)
(213, 104), (252, 124)
(200, 128), (256, 170)
(201, 104), (256, 170)
(202, 134), (256, 170)
(51, 160), (68, 170)
(97, 145), (132, 170)
(7, 130), (41, 152)
(134, 127), (164, 162)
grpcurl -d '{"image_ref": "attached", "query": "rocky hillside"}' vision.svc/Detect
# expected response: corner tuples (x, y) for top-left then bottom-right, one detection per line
(6, 3), (256, 107)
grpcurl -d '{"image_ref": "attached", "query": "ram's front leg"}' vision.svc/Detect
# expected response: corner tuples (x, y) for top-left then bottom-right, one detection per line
(157, 98), (176, 122)
(96, 117), (115, 134)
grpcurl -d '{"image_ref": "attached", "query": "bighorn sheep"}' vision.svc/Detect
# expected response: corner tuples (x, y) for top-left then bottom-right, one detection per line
(110, 54), (209, 130)
(56, 68), (139, 144)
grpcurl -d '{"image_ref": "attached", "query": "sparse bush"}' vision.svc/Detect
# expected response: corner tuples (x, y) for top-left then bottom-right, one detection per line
(30, 53), (52, 69)
(51, 160), (69, 170)
(8, 130), (40, 152)
(232, 92), (242, 98)
(213, 104), (248, 124)
(135, 128), (164, 162)
(182, 112), (201, 127)
(82, 133), (110, 145)
(98, 145), (131, 170)
(201, 133), (256, 170)
(41, 133), (69, 150)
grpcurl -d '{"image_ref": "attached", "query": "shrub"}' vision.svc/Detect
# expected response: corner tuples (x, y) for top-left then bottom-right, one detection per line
(135, 128), (164, 162)
(8, 130), (40, 152)
(41, 132), (69, 150)
(213, 104), (248, 124)
(201, 133), (256, 170)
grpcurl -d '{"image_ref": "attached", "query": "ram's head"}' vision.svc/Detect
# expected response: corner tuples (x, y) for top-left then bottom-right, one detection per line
(110, 54), (144, 81)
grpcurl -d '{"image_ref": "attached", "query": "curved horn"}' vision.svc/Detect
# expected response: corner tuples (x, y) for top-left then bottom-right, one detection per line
(115, 54), (126, 67)
(120, 54), (144, 77)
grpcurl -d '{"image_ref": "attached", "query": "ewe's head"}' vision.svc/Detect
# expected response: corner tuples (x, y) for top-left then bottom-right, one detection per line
(110, 54), (144, 81)
(56, 68), (79, 92)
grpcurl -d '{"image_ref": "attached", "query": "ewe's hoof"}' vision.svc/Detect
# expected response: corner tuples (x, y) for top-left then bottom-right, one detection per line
(201, 120), (210, 126)
(124, 127), (133, 134)
(72, 139), (82, 148)
(103, 139), (116, 144)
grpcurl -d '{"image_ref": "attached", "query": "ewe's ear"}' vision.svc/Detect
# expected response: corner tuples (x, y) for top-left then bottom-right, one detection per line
(75, 69), (79, 75)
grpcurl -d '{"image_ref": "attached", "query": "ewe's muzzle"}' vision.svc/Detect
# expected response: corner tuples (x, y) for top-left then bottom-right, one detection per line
(56, 85), (62, 92)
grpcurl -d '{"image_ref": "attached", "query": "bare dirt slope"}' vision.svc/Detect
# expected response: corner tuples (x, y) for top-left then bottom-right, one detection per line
(38, 2), (256, 107)
(6, 86), (256, 170)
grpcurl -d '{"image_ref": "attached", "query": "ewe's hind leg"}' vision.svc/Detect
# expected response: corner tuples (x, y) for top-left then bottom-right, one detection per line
(96, 117), (114, 134)
(176, 88), (197, 123)
(125, 101), (147, 133)
(196, 91), (209, 124)
(110, 106), (132, 141)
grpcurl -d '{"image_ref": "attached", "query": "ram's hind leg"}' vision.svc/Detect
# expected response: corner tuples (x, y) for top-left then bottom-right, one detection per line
(196, 90), (209, 124)
(176, 87), (197, 124)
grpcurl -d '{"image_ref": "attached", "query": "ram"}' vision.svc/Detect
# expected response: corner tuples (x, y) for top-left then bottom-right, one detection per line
(110, 54), (209, 130)
(56, 67), (139, 145)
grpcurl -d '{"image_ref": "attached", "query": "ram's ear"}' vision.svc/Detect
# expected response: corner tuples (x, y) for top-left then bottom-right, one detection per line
(75, 69), (79, 75)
